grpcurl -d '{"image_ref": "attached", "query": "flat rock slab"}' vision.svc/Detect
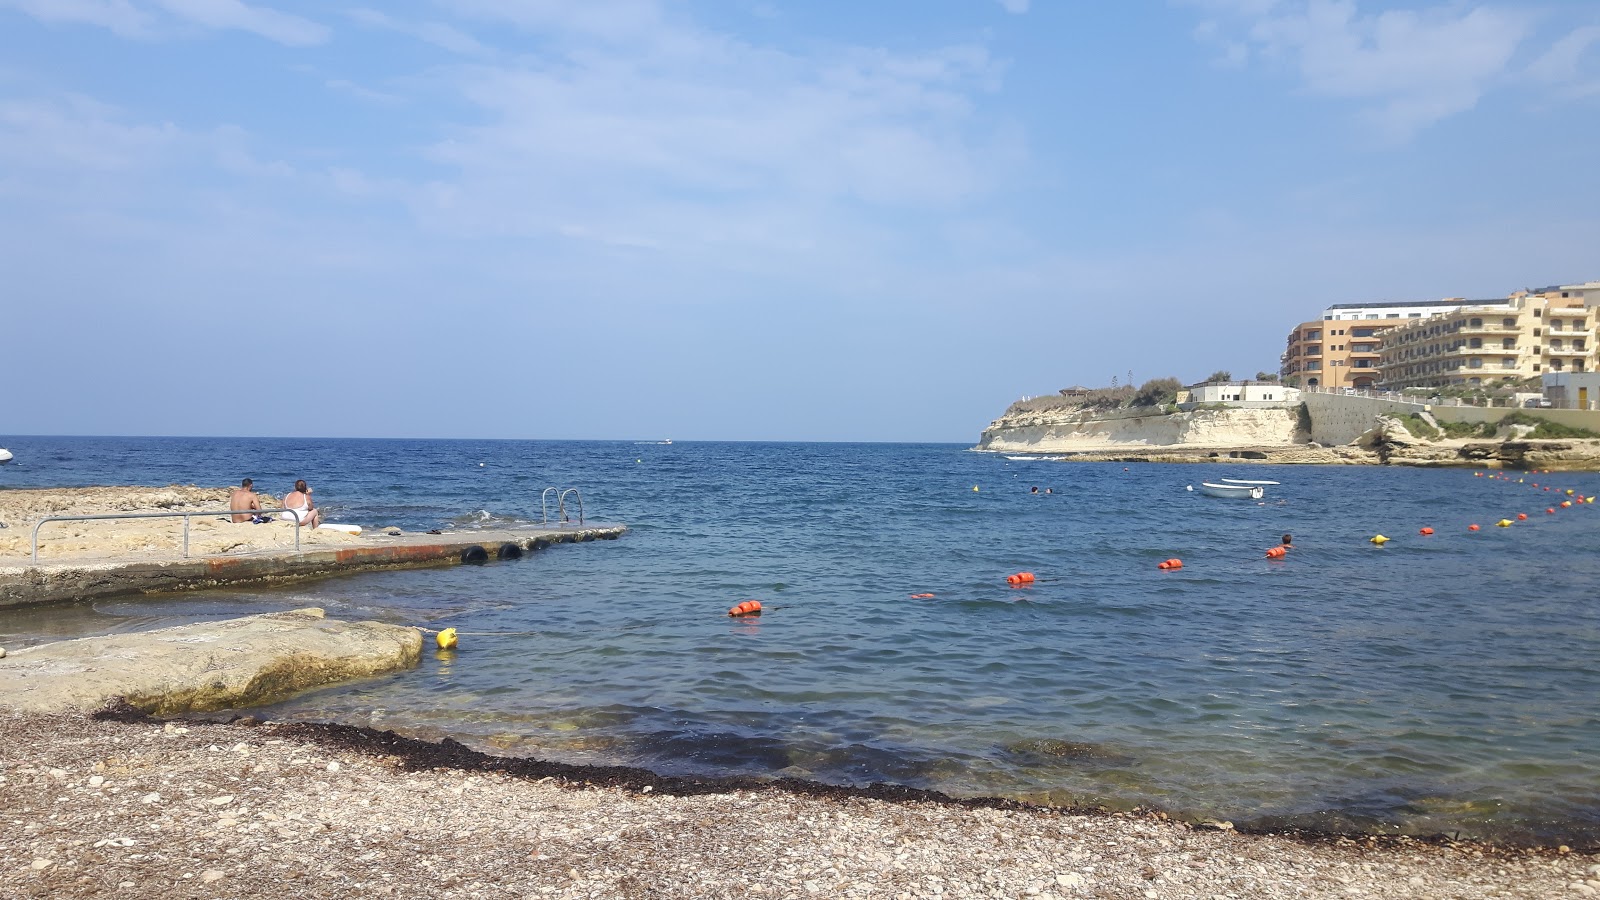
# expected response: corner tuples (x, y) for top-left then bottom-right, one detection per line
(0, 608), (422, 716)
(0, 524), (627, 608)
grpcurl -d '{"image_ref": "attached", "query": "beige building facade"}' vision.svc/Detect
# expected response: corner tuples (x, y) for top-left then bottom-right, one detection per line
(1281, 299), (1496, 390)
(1376, 293), (1593, 390)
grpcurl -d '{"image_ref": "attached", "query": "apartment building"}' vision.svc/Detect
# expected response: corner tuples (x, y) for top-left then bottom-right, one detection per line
(1376, 293), (1593, 390)
(1281, 299), (1501, 390)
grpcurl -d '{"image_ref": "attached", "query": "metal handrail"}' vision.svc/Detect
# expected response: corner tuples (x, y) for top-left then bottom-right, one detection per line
(560, 488), (585, 525)
(32, 508), (304, 563)
(538, 487), (585, 526)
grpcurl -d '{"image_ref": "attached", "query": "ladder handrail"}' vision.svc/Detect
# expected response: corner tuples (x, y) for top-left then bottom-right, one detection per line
(32, 508), (305, 563)
(538, 487), (585, 526)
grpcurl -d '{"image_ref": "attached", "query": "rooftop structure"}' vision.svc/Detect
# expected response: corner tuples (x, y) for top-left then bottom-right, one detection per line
(1321, 298), (1510, 321)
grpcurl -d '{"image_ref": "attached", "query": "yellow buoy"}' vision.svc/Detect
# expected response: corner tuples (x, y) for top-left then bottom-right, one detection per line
(1567, 489), (1575, 496)
(436, 627), (458, 650)
(972, 485), (979, 492)
(1496, 519), (1513, 528)
(1369, 534), (1389, 545)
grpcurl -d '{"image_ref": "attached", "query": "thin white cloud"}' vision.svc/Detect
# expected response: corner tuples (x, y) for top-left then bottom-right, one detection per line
(344, 8), (490, 56)
(995, 0), (1030, 14)
(1525, 24), (1600, 84)
(152, 0), (327, 45)
(0, 0), (153, 37)
(409, 5), (1019, 261)
(0, 0), (327, 45)
(1187, 0), (1533, 140)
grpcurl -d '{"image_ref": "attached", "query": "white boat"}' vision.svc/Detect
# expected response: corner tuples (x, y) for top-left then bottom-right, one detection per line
(0, 448), (12, 465)
(1220, 478), (1280, 486)
(1197, 482), (1264, 500)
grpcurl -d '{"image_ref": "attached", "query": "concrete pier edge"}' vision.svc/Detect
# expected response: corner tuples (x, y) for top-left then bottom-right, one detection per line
(0, 523), (627, 609)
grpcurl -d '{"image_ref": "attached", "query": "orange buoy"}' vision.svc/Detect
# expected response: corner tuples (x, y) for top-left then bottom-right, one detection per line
(1561, 500), (1573, 508)
(909, 593), (935, 599)
(1419, 527), (1434, 535)
(1516, 513), (1528, 520)
(728, 600), (763, 617)
(1265, 546), (1286, 559)
(1547, 508), (1556, 514)
(1468, 524), (1481, 531)
(1160, 558), (1182, 569)
(1006, 572), (1036, 585)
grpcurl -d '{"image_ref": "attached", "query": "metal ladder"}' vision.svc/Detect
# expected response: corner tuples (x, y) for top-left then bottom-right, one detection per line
(538, 488), (585, 526)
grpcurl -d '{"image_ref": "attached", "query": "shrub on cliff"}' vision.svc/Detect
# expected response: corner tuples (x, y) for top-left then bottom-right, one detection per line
(1497, 411), (1600, 439)
(1131, 377), (1182, 409)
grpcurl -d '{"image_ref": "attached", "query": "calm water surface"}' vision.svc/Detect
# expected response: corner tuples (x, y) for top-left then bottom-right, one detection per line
(3, 436), (1599, 844)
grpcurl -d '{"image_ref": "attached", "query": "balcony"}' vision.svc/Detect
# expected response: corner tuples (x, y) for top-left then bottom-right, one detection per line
(1545, 345), (1592, 357)
(1544, 327), (1595, 342)
(1453, 322), (1519, 335)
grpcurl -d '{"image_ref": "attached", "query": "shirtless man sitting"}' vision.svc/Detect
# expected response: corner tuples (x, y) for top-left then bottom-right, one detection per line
(229, 478), (262, 523)
(281, 479), (322, 528)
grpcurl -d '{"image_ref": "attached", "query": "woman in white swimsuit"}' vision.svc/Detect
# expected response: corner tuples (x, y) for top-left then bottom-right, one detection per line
(281, 479), (323, 528)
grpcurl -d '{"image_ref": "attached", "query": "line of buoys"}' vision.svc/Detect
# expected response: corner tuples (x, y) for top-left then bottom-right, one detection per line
(1157, 558), (1183, 570)
(1005, 572), (1036, 585)
(728, 600), (763, 617)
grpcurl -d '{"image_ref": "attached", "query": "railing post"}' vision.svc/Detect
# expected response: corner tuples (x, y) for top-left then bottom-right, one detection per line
(183, 514), (191, 558)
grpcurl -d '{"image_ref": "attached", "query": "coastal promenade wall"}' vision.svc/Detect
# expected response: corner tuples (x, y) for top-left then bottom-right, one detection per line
(1301, 393), (1428, 446)
(1431, 405), (1600, 431)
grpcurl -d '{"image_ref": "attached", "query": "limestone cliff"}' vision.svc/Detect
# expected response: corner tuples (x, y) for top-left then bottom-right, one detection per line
(975, 406), (1307, 454)
(975, 403), (1600, 469)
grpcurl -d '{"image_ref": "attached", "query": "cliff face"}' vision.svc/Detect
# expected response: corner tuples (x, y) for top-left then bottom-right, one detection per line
(974, 404), (1600, 469)
(975, 406), (1305, 454)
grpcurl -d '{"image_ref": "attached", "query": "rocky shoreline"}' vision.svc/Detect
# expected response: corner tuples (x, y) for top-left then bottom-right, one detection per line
(4, 707), (1594, 899)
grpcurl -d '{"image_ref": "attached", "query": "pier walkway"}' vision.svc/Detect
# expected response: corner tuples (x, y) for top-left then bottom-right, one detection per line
(0, 523), (627, 608)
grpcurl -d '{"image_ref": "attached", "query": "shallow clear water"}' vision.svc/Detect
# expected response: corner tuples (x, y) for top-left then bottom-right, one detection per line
(4, 436), (1599, 843)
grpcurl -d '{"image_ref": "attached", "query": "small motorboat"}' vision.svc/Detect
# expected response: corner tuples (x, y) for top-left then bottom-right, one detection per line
(1196, 481), (1264, 500)
(0, 448), (12, 465)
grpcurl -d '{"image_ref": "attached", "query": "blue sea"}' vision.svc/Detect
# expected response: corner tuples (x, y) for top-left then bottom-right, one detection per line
(3, 436), (1599, 845)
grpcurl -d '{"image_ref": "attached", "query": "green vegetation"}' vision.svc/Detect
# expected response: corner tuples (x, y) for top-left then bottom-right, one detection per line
(1404, 414), (1442, 441)
(1254, 371), (1279, 382)
(1497, 411), (1600, 439)
(1131, 377), (1183, 408)
(1438, 420), (1495, 439)
(1204, 370), (1233, 384)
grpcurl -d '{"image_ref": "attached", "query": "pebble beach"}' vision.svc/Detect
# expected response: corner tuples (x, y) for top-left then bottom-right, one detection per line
(2, 708), (1593, 899)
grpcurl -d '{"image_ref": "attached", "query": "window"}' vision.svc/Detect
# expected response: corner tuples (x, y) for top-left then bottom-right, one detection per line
(1535, 309), (1543, 318)
(1468, 338), (1482, 349)
(1503, 318), (1516, 328)
(1353, 359), (1373, 368)
(1552, 319), (1564, 331)
(1502, 358), (1515, 369)
(1534, 328), (1541, 337)
(1386, 313), (1400, 318)
(1502, 339), (1515, 349)
(1470, 318), (1483, 327)
(1408, 312), (1422, 317)
(1352, 327), (1375, 338)
(1469, 358), (1483, 369)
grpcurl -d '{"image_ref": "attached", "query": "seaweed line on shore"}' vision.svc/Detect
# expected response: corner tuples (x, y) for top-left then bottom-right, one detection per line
(90, 701), (1594, 858)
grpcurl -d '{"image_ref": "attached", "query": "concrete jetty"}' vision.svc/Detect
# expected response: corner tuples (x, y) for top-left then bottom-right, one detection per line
(0, 523), (626, 609)
(0, 608), (421, 715)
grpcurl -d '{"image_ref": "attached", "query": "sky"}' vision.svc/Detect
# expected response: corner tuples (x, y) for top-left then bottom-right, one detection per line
(2, 0), (1598, 442)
